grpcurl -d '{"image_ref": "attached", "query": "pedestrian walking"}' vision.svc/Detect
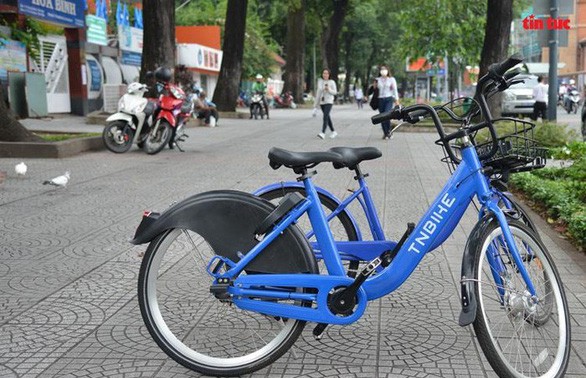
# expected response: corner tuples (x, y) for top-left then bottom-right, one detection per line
(532, 75), (548, 122)
(354, 86), (364, 109)
(314, 68), (338, 139)
(377, 65), (399, 139)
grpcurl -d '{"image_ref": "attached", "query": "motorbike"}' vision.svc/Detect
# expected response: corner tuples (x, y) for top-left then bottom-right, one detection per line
(273, 91), (297, 109)
(565, 89), (580, 114)
(250, 91), (266, 119)
(143, 82), (191, 155)
(102, 82), (158, 154)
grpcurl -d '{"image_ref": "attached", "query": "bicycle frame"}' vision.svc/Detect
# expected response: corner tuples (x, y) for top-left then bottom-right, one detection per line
(214, 144), (538, 326)
(254, 177), (386, 259)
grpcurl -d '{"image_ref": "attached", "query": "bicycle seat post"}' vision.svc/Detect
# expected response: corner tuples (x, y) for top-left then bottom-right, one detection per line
(294, 166), (318, 182)
(353, 164), (369, 181)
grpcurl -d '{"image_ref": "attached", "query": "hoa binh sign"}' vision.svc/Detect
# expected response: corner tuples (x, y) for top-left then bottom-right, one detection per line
(18, 0), (85, 28)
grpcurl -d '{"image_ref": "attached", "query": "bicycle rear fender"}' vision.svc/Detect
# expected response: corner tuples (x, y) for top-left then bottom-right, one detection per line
(130, 190), (318, 274)
(253, 181), (362, 239)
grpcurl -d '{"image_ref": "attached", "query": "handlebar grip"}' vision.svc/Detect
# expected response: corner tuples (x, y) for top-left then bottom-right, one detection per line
(371, 106), (402, 125)
(503, 67), (522, 81)
(405, 109), (427, 124)
(489, 54), (524, 77)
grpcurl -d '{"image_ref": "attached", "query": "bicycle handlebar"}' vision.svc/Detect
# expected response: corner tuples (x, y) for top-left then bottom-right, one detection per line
(488, 53), (523, 77)
(371, 54), (526, 164)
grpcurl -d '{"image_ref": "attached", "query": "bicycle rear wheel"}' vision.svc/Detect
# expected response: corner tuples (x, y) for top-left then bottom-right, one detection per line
(138, 228), (307, 376)
(472, 220), (570, 378)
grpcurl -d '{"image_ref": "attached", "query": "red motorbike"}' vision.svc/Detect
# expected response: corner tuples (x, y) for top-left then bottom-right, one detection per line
(273, 91), (297, 109)
(143, 68), (193, 154)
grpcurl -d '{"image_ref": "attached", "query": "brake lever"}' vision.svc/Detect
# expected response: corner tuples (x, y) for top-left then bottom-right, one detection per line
(390, 121), (409, 135)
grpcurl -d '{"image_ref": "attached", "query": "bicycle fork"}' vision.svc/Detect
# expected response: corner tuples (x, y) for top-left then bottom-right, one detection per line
(459, 201), (538, 326)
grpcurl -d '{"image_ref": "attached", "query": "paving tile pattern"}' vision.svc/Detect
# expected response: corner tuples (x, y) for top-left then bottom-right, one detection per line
(1, 105), (585, 377)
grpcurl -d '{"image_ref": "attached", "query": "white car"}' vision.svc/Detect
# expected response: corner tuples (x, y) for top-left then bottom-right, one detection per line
(501, 75), (539, 117)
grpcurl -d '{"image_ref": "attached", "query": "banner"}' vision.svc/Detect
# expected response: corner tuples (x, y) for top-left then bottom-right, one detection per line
(117, 25), (143, 53)
(18, 0), (85, 28)
(0, 39), (27, 82)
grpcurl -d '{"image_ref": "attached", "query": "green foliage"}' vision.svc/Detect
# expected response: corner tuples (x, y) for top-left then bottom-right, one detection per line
(549, 141), (586, 160)
(2, 17), (46, 61)
(397, 0), (486, 66)
(35, 133), (101, 142)
(511, 161), (586, 249)
(533, 122), (577, 148)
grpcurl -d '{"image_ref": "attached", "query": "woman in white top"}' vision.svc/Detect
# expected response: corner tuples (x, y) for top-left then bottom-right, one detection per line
(377, 65), (399, 139)
(314, 68), (338, 139)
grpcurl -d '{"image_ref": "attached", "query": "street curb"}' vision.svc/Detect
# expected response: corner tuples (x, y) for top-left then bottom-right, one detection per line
(0, 136), (104, 158)
(219, 111), (249, 119)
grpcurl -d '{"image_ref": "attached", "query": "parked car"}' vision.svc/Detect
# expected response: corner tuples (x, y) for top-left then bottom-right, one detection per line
(501, 74), (539, 117)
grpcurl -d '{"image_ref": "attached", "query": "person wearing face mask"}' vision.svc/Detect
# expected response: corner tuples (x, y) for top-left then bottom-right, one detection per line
(314, 68), (338, 139)
(377, 65), (399, 139)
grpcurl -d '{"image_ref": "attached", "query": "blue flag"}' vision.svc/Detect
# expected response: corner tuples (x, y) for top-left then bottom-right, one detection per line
(95, 0), (102, 16)
(123, 4), (129, 27)
(101, 0), (108, 20)
(138, 9), (144, 28)
(134, 7), (141, 28)
(116, 0), (123, 25)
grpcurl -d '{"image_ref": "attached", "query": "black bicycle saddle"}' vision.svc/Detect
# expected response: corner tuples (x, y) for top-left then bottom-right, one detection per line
(268, 147), (344, 170)
(328, 147), (382, 170)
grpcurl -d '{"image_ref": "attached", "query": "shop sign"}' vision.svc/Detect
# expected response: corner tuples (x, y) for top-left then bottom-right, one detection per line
(117, 25), (143, 53)
(177, 43), (223, 72)
(121, 51), (141, 66)
(86, 15), (107, 46)
(18, 0), (85, 28)
(0, 38), (27, 81)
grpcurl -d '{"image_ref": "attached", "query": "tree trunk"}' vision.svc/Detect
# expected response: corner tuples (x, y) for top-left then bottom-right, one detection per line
(342, 31), (353, 100)
(363, 42), (377, 92)
(478, 0), (513, 116)
(283, 1), (306, 104)
(0, 84), (43, 142)
(213, 0), (248, 112)
(321, 0), (349, 85)
(140, 0), (175, 83)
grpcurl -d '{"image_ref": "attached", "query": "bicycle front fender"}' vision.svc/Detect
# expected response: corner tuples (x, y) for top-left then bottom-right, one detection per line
(253, 181), (363, 239)
(130, 190), (318, 275)
(459, 213), (495, 326)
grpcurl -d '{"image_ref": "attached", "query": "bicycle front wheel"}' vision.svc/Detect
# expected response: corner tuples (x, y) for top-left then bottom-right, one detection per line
(138, 228), (306, 376)
(473, 220), (571, 378)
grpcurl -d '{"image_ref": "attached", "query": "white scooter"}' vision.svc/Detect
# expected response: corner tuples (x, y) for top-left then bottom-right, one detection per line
(102, 82), (157, 153)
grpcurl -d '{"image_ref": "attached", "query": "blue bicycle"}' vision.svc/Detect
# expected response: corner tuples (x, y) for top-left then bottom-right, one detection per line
(132, 55), (570, 377)
(253, 142), (542, 278)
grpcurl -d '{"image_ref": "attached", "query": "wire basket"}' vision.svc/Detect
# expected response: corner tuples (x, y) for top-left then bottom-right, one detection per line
(438, 118), (547, 177)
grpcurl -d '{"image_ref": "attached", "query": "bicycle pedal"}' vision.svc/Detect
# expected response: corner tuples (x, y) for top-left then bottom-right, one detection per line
(210, 281), (231, 300)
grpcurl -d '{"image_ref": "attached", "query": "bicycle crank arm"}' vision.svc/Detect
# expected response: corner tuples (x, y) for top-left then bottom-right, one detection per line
(231, 274), (368, 325)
